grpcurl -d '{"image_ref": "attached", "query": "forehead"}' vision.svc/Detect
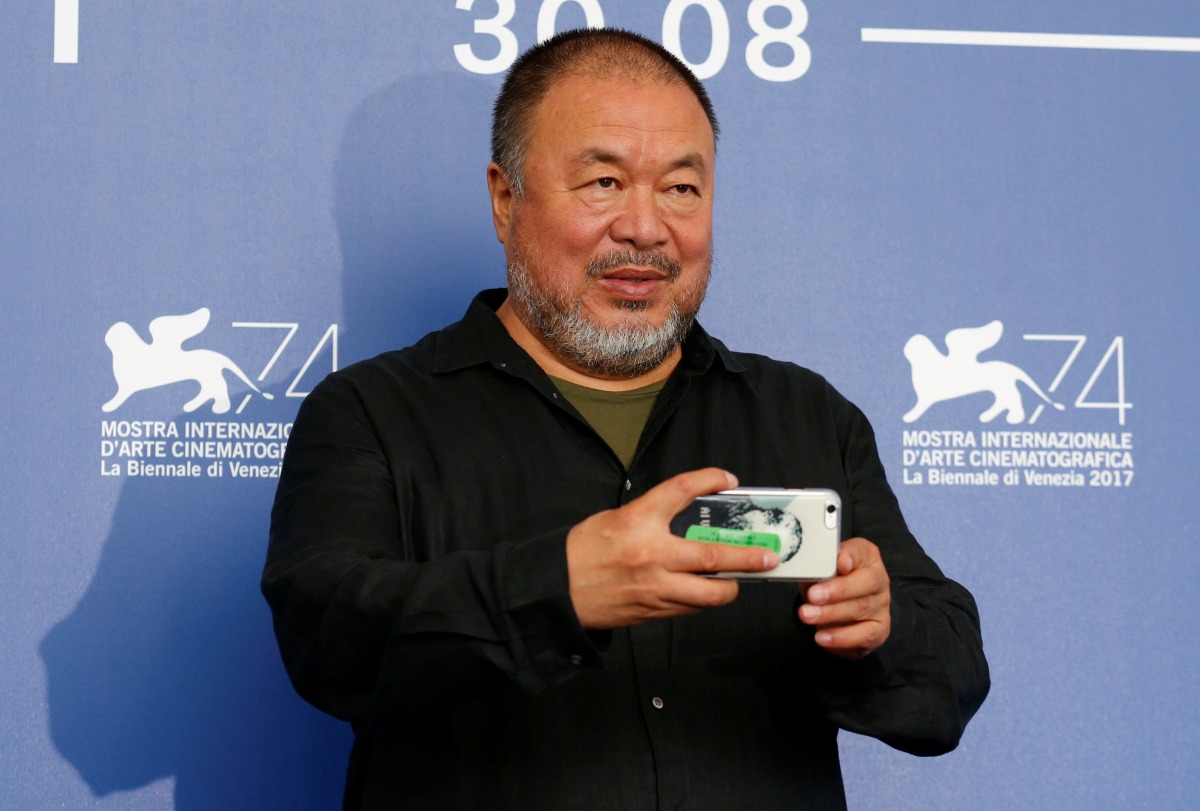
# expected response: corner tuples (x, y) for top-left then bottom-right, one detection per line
(527, 72), (715, 159)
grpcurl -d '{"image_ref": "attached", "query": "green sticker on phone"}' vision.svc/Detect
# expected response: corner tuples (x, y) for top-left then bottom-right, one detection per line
(685, 525), (781, 553)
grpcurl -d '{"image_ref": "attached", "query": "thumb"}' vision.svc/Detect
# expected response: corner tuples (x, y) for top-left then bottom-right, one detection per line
(638, 467), (739, 523)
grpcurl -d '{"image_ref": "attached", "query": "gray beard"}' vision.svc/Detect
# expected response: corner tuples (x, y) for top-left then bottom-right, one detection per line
(507, 250), (703, 379)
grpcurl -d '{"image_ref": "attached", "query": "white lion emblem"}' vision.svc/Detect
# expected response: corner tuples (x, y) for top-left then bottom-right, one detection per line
(101, 308), (272, 414)
(902, 321), (1063, 424)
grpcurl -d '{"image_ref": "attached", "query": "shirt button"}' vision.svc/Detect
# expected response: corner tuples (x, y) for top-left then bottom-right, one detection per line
(552, 391), (559, 398)
(651, 697), (664, 710)
(569, 654), (583, 666)
(624, 480), (632, 492)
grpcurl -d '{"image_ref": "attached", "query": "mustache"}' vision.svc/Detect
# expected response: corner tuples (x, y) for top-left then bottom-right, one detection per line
(586, 250), (683, 280)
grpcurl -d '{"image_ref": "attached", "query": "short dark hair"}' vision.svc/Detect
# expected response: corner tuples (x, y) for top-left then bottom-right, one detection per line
(491, 28), (720, 196)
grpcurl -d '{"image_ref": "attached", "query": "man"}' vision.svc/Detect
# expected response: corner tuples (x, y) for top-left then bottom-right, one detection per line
(264, 28), (989, 810)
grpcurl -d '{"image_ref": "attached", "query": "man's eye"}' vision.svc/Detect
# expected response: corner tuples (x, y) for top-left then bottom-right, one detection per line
(671, 184), (696, 195)
(595, 177), (616, 189)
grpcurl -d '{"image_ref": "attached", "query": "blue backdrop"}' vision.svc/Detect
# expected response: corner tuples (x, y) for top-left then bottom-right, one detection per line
(3, 2), (1198, 808)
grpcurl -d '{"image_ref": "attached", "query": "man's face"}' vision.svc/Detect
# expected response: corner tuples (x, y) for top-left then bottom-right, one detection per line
(489, 72), (716, 378)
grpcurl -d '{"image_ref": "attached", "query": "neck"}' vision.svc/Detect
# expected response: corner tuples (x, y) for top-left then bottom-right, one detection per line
(496, 298), (681, 392)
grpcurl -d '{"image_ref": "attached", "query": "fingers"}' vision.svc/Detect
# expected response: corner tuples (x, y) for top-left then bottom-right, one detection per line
(836, 537), (875, 577)
(653, 573), (741, 613)
(797, 538), (891, 659)
(606, 536), (775, 625)
(634, 467), (779, 572)
(808, 619), (886, 654)
(567, 533), (744, 628)
(636, 467), (739, 523)
(802, 564), (887, 623)
(567, 467), (787, 629)
(671, 537), (779, 574)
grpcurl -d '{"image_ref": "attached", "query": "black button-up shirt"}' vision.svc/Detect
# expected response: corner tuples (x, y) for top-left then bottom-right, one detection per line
(264, 290), (989, 810)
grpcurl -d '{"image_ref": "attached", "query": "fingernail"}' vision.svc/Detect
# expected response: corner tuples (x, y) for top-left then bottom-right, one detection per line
(725, 471), (739, 489)
(799, 604), (819, 622)
(808, 585), (827, 603)
(763, 552), (779, 569)
(815, 631), (832, 646)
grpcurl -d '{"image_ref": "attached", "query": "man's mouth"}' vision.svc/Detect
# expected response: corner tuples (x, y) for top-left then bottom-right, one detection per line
(587, 251), (681, 302)
(587, 250), (683, 281)
(596, 270), (667, 301)
(603, 267), (668, 282)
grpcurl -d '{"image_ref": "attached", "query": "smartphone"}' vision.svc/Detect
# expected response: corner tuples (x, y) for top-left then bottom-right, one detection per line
(670, 488), (841, 581)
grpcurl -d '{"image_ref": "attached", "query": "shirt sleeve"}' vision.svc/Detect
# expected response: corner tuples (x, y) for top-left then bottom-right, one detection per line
(806, 393), (991, 755)
(261, 377), (602, 726)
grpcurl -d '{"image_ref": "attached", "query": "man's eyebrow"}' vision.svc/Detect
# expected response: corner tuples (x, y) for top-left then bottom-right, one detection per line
(573, 149), (708, 173)
(668, 153), (707, 174)
(574, 149), (624, 167)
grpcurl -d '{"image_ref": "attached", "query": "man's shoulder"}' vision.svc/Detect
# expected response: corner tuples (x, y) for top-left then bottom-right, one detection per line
(708, 336), (837, 392)
(698, 333), (865, 426)
(314, 291), (504, 398)
(328, 332), (440, 385)
(304, 324), (468, 417)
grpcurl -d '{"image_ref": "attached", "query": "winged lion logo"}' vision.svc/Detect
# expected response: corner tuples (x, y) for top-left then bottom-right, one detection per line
(101, 308), (273, 414)
(902, 321), (1064, 424)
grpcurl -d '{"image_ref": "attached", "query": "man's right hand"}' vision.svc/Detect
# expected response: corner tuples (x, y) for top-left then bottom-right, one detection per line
(565, 468), (780, 630)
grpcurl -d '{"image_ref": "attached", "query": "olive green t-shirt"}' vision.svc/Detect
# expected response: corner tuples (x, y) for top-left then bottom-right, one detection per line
(550, 377), (667, 469)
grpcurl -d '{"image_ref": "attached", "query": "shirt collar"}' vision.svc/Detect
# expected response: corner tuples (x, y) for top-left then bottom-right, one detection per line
(432, 289), (516, 374)
(432, 288), (746, 377)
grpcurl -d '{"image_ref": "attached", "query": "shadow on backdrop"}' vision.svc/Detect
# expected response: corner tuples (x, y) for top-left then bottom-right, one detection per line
(335, 72), (501, 360)
(41, 72), (500, 809)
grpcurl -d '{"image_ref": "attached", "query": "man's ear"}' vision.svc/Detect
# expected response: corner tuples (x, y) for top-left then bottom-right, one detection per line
(487, 162), (515, 245)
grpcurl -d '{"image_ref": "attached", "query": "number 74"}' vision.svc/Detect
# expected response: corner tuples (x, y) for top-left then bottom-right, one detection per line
(1023, 335), (1131, 425)
(231, 322), (340, 399)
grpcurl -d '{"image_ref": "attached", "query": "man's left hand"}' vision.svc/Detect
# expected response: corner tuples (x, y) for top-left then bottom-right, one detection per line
(797, 537), (891, 659)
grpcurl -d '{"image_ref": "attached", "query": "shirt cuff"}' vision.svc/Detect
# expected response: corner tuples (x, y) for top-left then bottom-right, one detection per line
(498, 528), (605, 690)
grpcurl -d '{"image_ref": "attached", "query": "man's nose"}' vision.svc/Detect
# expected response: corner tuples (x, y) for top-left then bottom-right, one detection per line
(610, 185), (670, 249)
